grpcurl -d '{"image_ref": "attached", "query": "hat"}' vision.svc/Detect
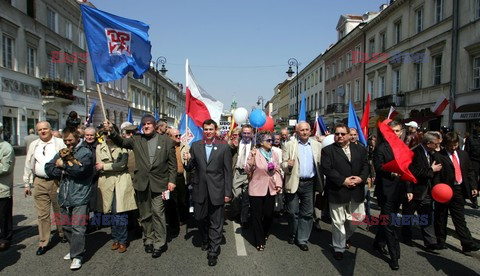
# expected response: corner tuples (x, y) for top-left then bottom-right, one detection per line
(405, 121), (418, 128)
(120, 122), (138, 131)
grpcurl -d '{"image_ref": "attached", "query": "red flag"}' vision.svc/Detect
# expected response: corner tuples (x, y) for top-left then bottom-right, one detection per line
(360, 93), (370, 139)
(378, 120), (417, 183)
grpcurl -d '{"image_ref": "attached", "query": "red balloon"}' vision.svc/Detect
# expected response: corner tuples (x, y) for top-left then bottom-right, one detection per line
(259, 116), (274, 132)
(431, 183), (453, 203)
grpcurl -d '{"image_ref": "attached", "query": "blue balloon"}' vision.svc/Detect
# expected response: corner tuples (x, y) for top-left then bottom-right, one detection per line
(249, 109), (267, 128)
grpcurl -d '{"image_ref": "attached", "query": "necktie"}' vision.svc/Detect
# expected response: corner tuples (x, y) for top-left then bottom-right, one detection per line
(452, 152), (462, 184)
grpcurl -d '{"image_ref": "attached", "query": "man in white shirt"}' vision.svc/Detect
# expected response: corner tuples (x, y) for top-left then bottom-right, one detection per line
(23, 121), (67, 255)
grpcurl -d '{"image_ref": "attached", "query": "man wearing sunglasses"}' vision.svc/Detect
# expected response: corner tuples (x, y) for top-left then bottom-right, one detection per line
(321, 123), (369, 261)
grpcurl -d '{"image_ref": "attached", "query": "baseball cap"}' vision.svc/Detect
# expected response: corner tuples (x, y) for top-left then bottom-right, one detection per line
(405, 121), (418, 128)
(120, 122), (138, 131)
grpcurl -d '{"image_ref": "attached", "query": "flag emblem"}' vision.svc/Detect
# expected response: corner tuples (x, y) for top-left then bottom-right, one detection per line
(105, 28), (132, 56)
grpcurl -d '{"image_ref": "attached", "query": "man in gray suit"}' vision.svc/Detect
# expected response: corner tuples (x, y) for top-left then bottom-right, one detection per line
(104, 115), (177, 258)
(184, 119), (233, 267)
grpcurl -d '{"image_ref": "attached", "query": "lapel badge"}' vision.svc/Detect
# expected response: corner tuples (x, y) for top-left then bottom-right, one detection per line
(214, 147), (218, 150)
(157, 146), (161, 149)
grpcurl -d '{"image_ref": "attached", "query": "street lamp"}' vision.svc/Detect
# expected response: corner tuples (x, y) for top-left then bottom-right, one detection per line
(154, 56), (167, 117)
(257, 96), (264, 108)
(286, 58), (299, 118)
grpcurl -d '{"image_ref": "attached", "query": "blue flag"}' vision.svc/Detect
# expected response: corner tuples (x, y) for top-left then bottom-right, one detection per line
(179, 113), (203, 147)
(347, 101), (367, 146)
(298, 93), (306, 122)
(127, 107), (133, 124)
(86, 100), (97, 127)
(80, 5), (152, 83)
(154, 108), (159, 120)
(317, 115), (328, 135)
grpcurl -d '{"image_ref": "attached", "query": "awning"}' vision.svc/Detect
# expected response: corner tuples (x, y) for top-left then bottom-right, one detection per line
(452, 103), (480, 121)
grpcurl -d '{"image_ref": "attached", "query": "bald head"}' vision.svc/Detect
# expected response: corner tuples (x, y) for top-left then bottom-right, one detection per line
(296, 122), (311, 143)
(36, 121), (53, 142)
(168, 128), (180, 144)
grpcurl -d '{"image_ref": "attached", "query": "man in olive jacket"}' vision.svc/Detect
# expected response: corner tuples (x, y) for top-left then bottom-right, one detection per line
(104, 115), (177, 258)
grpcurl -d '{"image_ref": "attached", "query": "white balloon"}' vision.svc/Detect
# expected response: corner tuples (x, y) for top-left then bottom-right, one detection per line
(233, 107), (248, 124)
(321, 134), (335, 148)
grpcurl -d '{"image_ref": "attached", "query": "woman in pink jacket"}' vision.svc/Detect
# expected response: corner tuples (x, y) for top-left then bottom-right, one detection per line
(245, 131), (283, 251)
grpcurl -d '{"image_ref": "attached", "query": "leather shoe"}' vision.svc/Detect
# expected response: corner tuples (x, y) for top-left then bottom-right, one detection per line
(111, 242), (120, 250)
(425, 244), (440, 254)
(36, 246), (48, 256)
(201, 241), (209, 251)
(437, 243), (448, 250)
(373, 243), (388, 255)
(333, 252), (344, 260)
(152, 249), (162, 258)
(0, 243), (10, 251)
(208, 255), (217, 266)
(389, 259), (399, 270)
(60, 236), (67, 243)
(403, 240), (414, 247)
(288, 236), (295, 244)
(117, 244), (127, 253)
(463, 243), (480, 253)
(144, 244), (153, 254)
(297, 244), (309, 251)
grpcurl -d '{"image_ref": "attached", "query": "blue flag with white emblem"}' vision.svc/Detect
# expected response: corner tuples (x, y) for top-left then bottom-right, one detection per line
(80, 4), (152, 83)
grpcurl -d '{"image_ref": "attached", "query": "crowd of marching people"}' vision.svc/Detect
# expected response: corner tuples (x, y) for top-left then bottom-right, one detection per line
(0, 114), (480, 270)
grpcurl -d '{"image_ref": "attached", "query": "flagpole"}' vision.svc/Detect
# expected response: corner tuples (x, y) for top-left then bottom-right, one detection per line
(96, 83), (107, 120)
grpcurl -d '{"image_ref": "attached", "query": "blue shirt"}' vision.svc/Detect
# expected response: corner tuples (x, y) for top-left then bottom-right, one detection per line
(205, 143), (214, 161)
(298, 139), (315, 178)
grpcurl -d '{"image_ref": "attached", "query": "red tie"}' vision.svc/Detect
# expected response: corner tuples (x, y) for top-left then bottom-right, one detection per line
(452, 152), (462, 184)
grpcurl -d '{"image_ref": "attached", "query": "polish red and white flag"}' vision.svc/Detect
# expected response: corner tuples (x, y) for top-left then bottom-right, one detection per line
(185, 59), (224, 126)
(431, 94), (449, 116)
(387, 106), (398, 119)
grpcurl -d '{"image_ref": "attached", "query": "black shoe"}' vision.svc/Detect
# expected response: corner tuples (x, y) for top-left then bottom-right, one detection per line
(463, 243), (480, 253)
(389, 259), (399, 270)
(240, 222), (249, 229)
(345, 239), (351, 249)
(201, 241), (209, 251)
(437, 243), (448, 250)
(60, 237), (68, 243)
(373, 243), (388, 255)
(425, 244), (440, 254)
(403, 240), (414, 247)
(144, 244), (153, 254)
(288, 236), (295, 244)
(333, 252), (344, 260)
(297, 244), (309, 251)
(208, 255), (217, 266)
(152, 249), (162, 258)
(36, 246), (48, 256)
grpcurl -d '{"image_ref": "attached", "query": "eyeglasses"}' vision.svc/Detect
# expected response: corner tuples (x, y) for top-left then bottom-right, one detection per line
(335, 133), (348, 136)
(174, 135), (181, 138)
(263, 139), (272, 143)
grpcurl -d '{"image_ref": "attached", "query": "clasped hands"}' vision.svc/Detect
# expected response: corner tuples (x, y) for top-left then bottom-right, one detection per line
(343, 176), (362, 188)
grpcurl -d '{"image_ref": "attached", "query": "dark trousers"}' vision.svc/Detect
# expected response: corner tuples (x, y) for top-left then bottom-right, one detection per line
(435, 185), (475, 248)
(0, 197), (13, 244)
(401, 195), (437, 246)
(136, 187), (167, 250)
(285, 180), (314, 245)
(111, 190), (128, 244)
(166, 174), (188, 233)
(61, 205), (88, 259)
(375, 197), (401, 260)
(249, 193), (275, 247)
(194, 198), (224, 257)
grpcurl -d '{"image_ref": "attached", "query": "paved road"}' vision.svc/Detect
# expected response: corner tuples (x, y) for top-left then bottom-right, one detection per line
(1, 156), (480, 275)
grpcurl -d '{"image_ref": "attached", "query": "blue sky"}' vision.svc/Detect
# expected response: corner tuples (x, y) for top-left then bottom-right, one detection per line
(93, 0), (388, 111)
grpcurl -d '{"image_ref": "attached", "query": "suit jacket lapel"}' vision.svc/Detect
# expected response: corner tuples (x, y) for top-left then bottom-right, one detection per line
(335, 144), (350, 163)
(151, 135), (163, 165)
(207, 142), (218, 166)
(139, 136), (150, 165)
(200, 142), (208, 165)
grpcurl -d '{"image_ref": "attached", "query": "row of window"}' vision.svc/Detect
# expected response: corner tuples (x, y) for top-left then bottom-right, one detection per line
(46, 7), (85, 49)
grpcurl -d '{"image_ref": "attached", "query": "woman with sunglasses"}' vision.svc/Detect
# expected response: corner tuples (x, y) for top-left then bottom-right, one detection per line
(245, 131), (283, 251)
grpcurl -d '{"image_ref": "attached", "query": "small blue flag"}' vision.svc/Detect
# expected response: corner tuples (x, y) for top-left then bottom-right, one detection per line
(80, 5), (152, 83)
(298, 93), (306, 122)
(179, 113), (203, 147)
(127, 107), (133, 124)
(347, 100), (367, 146)
(317, 116), (328, 135)
(86, 100), (97, 127)
(154, 108), (159, 120)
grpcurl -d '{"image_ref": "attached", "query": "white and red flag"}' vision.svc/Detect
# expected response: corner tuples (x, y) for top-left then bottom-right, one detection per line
(387, 106), (398, 119)
(185, 59), (223, 127)
(431, 94), (449, 116)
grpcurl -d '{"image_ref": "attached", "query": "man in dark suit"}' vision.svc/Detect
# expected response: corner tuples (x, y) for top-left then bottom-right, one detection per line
(184, 119), (233, 267)
(433, 132), (480, 253)
(403, 131), (442, 252)
(321, 123), (369, 261)
(373, 121), (408, 270)
(104, 115), (177, 258)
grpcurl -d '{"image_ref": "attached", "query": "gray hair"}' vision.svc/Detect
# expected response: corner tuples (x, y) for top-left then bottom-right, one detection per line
(85, 127), (96, 134)
(422, 131), (440, 144)
(36, 121), (52, 130)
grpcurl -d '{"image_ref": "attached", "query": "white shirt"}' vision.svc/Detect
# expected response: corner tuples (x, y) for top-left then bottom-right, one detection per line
(33, 138), (57, 178)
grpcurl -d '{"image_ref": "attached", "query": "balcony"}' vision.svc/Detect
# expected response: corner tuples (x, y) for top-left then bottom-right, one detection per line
(325, 103), (346, 114)
(375, 94), (405, 110)
(41, 79), (77, 104)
